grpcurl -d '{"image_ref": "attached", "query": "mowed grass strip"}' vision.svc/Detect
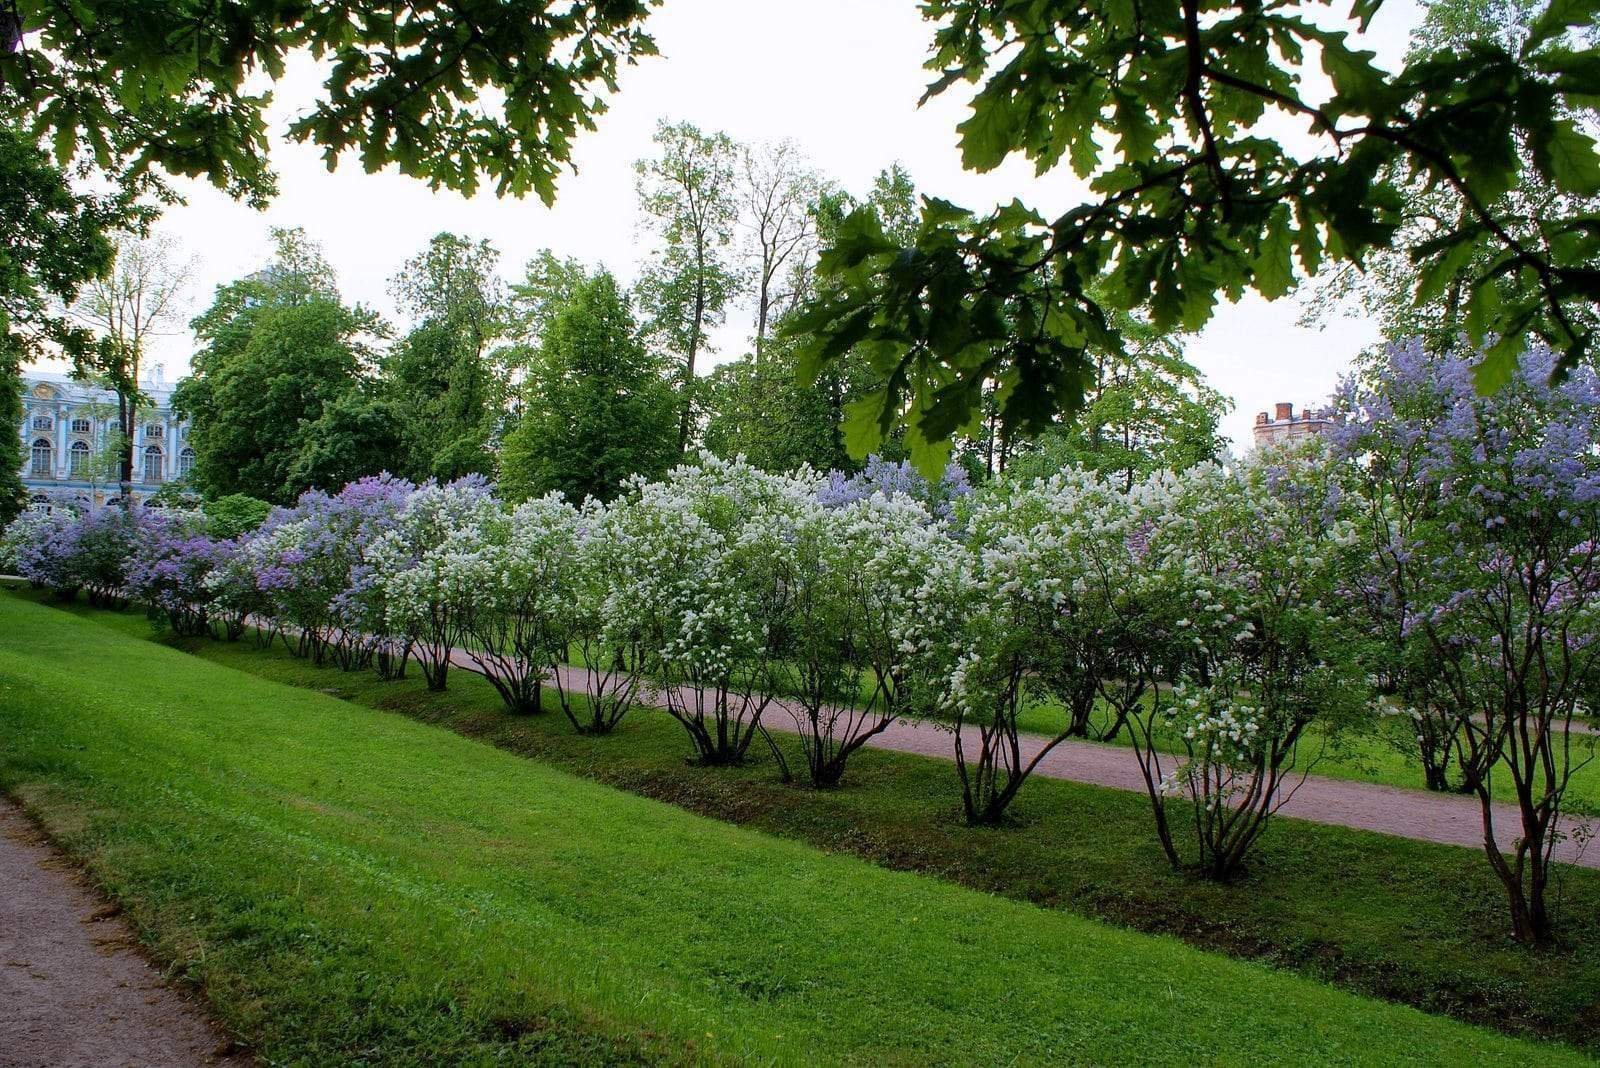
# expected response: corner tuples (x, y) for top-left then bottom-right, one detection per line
(0, 593), (1585, 1065)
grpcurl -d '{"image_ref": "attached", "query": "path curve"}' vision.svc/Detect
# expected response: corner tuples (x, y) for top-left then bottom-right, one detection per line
(0, 799), (246, 1068)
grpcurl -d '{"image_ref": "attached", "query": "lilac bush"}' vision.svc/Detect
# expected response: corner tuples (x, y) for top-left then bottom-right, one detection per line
(453, 494), (584, 716)
(942, 467), (1144, 824)
(1127, 447), (1368, 878)
(72, 507), (144, 607)
(125, 512), (238, 637)
(598, 454), (821, 766)
(239, 475), (416, 668)
(367, 476), (500, 691)
(8, 511), (82, 597)
(1334, 342), (1600, 943)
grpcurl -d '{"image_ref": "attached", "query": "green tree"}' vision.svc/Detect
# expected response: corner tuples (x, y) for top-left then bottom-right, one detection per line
(0, 128), (118, 524)
(289, 390), (409, 493)
(505, 250), (591, 348)
(499, 271), (676, 502)
(0, 361), (23, 525)
(383, 233), (506, 481)
(175, 230), (384, 502)
(1004, 327), (1229, 488)
(794, 0), (1600, 471)
(1304, 0), (1600, 352)
(702, 334), (839, 473)
(634, 121), (741, 451)
(3, 1), (659, 210)
(203, 494), (274, 539)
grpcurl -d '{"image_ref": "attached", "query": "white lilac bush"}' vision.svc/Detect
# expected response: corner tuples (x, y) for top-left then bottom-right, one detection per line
(367, 476), (501, 691)
(451, 493), (584, 716)
(941, 467), (1147, 824)
(597, 454), (819, 765)
(1127, 446), (1368, 878)
(768, 492), (955, 786)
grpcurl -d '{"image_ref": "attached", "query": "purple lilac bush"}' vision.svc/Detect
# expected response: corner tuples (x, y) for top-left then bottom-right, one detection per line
(125, 511), (239, 637)
(1332, 341), (1600, 943)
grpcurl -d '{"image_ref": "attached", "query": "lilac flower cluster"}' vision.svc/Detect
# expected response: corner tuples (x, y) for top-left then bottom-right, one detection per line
(817, 455), (974, 520)
(239, 473), (418, 666)
(124, 511), (240, 637)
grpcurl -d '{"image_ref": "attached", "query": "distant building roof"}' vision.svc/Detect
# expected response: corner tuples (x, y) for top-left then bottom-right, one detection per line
(1251, 401), (1334, 450)
(21, 366), (177, 408)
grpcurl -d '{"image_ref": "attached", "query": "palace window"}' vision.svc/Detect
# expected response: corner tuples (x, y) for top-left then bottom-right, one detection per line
(71, 417), (92, 434)
(31, 415), (52, 432)
(178, 448), (195, 478)
(28, 495), (51, 515)
(30, 438), (52, 477)
(142, 444), (163, 483)
(145, 423), (164, 439)
(69, 440), (91, 477)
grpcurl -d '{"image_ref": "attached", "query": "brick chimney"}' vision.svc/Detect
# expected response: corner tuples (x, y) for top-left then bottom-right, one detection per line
(1275, 402), (1293, 422)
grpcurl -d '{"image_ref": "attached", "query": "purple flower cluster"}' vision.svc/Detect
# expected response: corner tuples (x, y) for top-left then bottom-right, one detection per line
(1333, 339), (1600, 687)
(12, 511), (85, 596)
(244, 474), (417, 662)
(124, 511), (239, 637)
(818, 455), (974, 520)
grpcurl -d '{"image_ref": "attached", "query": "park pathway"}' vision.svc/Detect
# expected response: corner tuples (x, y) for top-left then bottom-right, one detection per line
(510, 656), (1600, 870)
(0, 799), (246, 1068)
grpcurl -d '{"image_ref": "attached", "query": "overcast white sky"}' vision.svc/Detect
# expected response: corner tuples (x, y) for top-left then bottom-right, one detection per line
(38, 0), (1427, 450)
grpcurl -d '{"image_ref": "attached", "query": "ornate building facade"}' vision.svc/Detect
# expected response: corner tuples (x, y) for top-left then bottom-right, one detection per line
(16, 367), (193, 511)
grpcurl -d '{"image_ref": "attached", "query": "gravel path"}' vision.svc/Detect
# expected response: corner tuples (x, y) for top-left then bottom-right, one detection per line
(0, 799), (246, 1068)
(518, 657), (1600, 869)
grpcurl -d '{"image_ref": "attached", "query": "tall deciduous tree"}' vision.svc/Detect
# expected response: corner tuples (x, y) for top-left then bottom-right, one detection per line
(794, 0), (1600, 471)
(1004, 317), (1228, 488)
(504, 250), (591, 354)
(384, 233), (506, 481)
(289, 390), (409, 493)
(69, 233), (194, 505)
(3, 1), (659, 211)
(738, 139), (820, 362)
(174, 229), (386, 503)
(634, 120), (741, 451)
(496, 249), (591, 415)
(701, 333), (839, 473)
(499, 271), (677, 503)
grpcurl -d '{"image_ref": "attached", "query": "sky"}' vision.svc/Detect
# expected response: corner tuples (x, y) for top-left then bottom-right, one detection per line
(37, 0), (1427, 451)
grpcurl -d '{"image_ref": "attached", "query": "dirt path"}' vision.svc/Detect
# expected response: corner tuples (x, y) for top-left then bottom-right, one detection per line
(0, 799), (246, 1068)
(515, 657), (1600, 869)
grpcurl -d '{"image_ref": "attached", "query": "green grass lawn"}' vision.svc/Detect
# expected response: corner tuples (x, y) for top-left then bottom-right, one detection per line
(9, 589), (1600, 1061)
